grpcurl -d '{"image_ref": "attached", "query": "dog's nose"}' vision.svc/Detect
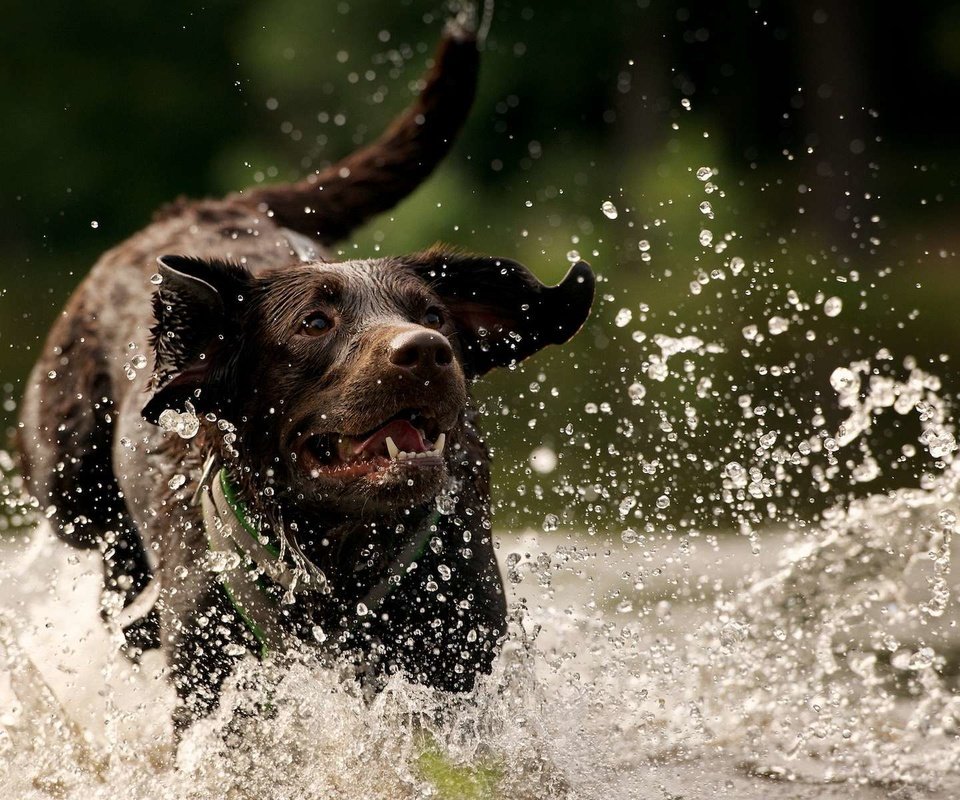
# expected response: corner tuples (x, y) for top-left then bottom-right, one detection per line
(388, 329), (454, 375)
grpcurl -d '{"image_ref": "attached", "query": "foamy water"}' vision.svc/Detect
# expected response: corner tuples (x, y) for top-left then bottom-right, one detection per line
(4, 459), (960, 798)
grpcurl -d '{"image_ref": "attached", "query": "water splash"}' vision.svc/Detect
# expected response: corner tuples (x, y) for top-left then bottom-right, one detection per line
(5, 435), (960, 797)
(4, 171), (960, 800)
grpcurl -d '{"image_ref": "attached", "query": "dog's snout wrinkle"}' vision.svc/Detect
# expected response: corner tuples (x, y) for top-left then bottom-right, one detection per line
(388, 329), (454, 373)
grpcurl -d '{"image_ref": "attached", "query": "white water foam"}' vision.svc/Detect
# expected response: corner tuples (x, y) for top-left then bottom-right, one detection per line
(4, 448), (960, 798)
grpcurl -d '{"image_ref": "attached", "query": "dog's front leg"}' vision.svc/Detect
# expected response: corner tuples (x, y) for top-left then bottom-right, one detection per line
(151, 502), (256, 733)
(167, 583), (254, 734)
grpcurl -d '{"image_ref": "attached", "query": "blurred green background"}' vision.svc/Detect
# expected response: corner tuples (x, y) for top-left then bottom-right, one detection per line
(2, 0), (960, 533)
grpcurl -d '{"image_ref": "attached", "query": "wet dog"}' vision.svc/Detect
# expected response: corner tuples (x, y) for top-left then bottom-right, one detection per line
(16, 16), (594, 728)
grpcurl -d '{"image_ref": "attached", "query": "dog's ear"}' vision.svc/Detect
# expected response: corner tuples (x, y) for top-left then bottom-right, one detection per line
(141, 255), (253, 424)
(409, 250), (595, 376)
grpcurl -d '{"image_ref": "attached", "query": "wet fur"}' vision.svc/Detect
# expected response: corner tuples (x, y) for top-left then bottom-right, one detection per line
(16, 20), (594, 728)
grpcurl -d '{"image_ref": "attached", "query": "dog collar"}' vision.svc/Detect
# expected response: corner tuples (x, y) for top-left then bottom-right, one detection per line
(199, 461), (441, 657)
(200, 466), (322, 654)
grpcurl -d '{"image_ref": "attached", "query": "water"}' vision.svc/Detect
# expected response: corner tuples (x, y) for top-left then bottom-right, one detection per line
(4, 461), (960, 796)
(5, 171), (960, 798)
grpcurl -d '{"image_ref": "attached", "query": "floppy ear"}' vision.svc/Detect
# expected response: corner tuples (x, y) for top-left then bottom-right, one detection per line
(141, 255), (253, 424)
(409, 250), (595, 376)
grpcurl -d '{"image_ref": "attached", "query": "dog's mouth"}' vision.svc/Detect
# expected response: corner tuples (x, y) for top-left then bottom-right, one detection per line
(296, 409), (447, 479)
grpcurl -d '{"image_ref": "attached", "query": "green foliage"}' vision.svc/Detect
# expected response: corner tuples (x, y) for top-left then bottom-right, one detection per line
(415, 735), (502, 800)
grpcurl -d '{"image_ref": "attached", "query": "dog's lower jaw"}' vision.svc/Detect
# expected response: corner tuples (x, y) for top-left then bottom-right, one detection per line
(279, 431), (462, 518)
(266, 459), (448, 520)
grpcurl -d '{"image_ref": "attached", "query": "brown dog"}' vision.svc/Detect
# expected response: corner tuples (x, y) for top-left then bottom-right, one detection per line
(16, 17), (594, 727)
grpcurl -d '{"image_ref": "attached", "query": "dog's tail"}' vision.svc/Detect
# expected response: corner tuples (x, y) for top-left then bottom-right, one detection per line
(235, 17), (481, 245)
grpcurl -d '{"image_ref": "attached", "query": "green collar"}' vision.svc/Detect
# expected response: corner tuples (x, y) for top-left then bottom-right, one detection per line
(199, 464), (440, 657)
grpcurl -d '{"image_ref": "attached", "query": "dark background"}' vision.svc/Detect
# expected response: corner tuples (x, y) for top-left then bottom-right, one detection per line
(2, 0), (959, 533)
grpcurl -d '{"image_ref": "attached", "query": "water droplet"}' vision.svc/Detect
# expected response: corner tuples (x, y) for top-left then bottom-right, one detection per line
(628, 383), (647, 404)
(725, 462), (745, 480)
(767, 316), (789, 335)
(204, 550), (241, 573)
(601, 200), (618, 219)
(759, 431), (778, 449)
(435, 491), (456, 515)
(699, 229), (714, 247)
(158, 407), (200, 439)
(907, 647), (936, 670)
(720, 620), (747, 648)
(615, 308), (632, 327)
(830, 367), (859, 394)
(149, 273), (163, 285)
(529, 446), (557, 474)
(696, 166), (714, 181)
(224, 642), (246, 657)
(823, 296), (843, 317)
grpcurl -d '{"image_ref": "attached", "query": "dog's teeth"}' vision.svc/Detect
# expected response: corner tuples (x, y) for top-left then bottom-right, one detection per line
(393, 446), (445, 462)
(434, 433), (446, 455)
(385, 436), (399, 459)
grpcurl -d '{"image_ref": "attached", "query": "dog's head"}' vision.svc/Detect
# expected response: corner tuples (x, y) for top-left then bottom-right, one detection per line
(143, 247), (594, 515)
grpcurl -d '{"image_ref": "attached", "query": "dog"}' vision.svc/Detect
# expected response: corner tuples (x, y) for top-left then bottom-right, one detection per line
(16, 16), (594, 728)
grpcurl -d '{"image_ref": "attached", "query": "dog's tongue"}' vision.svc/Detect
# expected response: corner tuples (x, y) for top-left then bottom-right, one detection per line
(355, 419), (425, 457)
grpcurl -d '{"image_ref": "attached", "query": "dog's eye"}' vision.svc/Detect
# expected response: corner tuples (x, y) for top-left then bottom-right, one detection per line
(301, 312), (333, 336)
(421, 308), (444, 329)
